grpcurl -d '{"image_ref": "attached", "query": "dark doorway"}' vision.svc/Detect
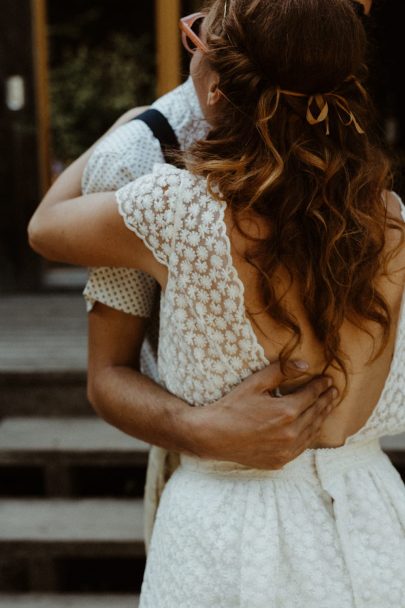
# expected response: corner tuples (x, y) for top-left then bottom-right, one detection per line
(0, 0), (47, 291)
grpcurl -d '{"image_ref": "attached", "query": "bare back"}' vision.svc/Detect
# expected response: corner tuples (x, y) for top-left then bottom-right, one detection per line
(225, 191), (405, 448)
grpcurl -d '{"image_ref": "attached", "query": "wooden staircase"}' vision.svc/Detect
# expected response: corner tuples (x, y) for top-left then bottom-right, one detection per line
(0, 294), (404, 608)
(0, 295), (146, 607)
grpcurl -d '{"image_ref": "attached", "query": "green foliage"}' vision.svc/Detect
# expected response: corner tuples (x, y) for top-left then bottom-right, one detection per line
(50, 32), (155, 163)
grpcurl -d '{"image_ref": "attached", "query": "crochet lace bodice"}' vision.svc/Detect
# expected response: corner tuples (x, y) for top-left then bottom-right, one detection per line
(116, 163), (405, 445)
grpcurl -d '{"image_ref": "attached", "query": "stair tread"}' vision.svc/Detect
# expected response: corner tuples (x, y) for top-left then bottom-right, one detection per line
(0, 499), (144, 542)
(0, 417), (149, 454)
(0, 295), (87, 373)
(0, 594), (139, 607)
(1, 418), (401, 457)
(380, 433), (405, 451)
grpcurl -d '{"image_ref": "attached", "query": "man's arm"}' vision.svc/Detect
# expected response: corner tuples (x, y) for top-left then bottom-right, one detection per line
(88, 304), (337, 470)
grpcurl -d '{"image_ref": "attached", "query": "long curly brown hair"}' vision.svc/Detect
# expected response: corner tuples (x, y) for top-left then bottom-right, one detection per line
(185, 0), (404, 391)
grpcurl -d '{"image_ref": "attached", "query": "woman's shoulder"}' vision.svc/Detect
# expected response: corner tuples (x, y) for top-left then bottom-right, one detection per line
(385, 190), (405, 222)
(382, 190), (405, 285)
(119, 163), (199, 203)
(149, 162), (198, 179)
(384, 190), (405, 245)
(148, 163), (216, 204)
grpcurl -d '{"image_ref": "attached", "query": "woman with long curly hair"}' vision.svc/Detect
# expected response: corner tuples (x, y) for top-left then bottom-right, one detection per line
(29, 0), (405, 605)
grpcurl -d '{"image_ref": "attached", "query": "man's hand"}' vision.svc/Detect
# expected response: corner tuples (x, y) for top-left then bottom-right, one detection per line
(87, 306), (337, 471)
(189, 361), (337, 470)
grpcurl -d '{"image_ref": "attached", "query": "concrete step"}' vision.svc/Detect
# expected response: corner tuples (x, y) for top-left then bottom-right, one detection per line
(0, 295), (87, 374)
(380, 433), (405, 451)
(0, 417), (150, 466)
(42, 267), (88, 291)
(0, 295), (90, 417)
(0, 499), (145, 557)
(380, 433), (405, 470)
(0, 419), (402, 470)
(0, 594), (139, 607)
(0, 371), (90, 418)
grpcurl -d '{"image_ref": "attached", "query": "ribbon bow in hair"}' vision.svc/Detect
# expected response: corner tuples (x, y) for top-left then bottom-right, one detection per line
(278, 82), (365, 136)
(306, 93), (364, 135)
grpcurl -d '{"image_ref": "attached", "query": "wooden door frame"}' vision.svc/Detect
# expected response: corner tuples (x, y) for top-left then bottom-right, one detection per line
(31, 0), (181, 197)
(31, 0), (51, 196)
(155, 0), (182, 97)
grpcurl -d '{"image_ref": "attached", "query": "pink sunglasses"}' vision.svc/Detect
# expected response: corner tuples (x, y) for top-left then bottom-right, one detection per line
(179, 13), (208, 54)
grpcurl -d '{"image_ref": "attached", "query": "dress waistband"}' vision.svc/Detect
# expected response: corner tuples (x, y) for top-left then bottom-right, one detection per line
(179, 438), (388, 486)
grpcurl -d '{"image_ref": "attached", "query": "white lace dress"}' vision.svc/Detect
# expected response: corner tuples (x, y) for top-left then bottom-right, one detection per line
(116, 163), (405, 608)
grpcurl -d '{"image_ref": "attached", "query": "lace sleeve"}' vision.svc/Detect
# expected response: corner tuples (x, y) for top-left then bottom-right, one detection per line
(116, 163), (184, 268)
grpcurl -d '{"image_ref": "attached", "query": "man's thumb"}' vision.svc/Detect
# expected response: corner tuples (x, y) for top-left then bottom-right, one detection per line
(250, 359), (309, 392)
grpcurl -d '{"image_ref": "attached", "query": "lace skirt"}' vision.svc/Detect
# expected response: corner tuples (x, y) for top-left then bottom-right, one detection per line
(139, 438), (405, 608)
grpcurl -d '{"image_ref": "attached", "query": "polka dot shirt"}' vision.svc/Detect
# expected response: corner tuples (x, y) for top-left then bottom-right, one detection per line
(82, 77), (209, 379)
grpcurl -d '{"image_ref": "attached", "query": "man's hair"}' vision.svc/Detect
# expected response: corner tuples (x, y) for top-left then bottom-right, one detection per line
(186, 0), (403, 394)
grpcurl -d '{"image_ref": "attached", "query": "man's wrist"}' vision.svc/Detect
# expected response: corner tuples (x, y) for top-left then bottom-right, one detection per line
(176, 403), (217, 460)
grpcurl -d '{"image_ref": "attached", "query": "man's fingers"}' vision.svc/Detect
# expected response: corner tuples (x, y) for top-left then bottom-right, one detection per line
(294, 402), (332, 455)
(246, 359), (310, 393)
(303, 410), (330, 448)
(284, 376), (334, 416)
(297, 418), (323, 453)
(294, 386), (337, 435)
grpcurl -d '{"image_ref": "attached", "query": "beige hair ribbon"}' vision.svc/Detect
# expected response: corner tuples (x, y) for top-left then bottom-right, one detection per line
(278, 81), (365, 136)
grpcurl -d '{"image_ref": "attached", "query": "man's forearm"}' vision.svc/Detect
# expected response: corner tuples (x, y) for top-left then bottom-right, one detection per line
(88, 358), (336, 469)
(88, 366), (204, 457)
(86, 304), (202, 457)
(85, 303), (336, 469)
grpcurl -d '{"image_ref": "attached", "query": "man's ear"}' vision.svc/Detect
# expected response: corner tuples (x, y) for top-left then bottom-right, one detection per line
(363, 0), (372, 15)
(207, 74), (221, 107)
(351, 0), (372, 16)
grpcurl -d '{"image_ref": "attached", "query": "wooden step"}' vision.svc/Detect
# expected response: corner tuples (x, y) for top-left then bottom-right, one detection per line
(0, 594), (139, 607)
(0, 499), (145, 557)
(0, 417), (150, 466)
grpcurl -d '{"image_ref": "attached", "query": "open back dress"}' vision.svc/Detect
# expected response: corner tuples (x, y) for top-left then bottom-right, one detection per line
(116, 163), (405, 608)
